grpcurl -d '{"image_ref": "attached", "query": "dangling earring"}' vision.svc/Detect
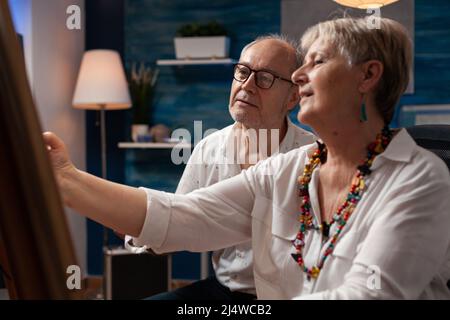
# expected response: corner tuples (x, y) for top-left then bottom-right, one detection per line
(360, 102), (368, 123)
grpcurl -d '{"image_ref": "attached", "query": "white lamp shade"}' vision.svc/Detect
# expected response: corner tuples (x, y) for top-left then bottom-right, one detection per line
(334, 0), (399, 9)
(73, 50), (131, 110)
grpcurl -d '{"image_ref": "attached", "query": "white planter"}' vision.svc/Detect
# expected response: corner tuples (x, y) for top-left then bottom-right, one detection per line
(174, 36), (230, 59)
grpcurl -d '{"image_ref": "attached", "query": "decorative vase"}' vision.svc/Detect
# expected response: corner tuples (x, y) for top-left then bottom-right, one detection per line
(131, 124), (150, 142)
(149, 124), (170, 142)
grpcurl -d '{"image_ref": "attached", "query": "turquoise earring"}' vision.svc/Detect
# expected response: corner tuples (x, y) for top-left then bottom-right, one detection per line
(360, 103), (368, 122)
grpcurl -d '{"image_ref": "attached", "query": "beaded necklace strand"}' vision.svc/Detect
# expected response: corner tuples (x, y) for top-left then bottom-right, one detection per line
(291, 126), (393, 280)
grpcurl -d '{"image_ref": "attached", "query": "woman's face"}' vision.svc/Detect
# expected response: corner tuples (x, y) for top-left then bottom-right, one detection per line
(292, 38), (363, 129)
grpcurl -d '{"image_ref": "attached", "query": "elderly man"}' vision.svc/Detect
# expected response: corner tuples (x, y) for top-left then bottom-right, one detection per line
(129, 35), (316, 300)
(44, 34), (316, 300)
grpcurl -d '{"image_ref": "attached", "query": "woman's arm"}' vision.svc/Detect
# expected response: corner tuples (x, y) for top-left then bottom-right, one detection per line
(132, 171), (255, 253)
(44, 132), (256, 251)
(44, 132), (148, 237)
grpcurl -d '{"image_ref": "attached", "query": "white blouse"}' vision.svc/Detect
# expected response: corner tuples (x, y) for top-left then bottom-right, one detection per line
(132, 129), (450, 299)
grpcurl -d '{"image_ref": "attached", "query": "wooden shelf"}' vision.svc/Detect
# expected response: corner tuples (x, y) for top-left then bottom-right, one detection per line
(156, 58), (236, 66)
(118, 142), (192, 149)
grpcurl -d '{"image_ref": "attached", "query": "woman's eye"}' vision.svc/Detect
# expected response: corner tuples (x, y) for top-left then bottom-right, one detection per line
(314, 59), (324, 65)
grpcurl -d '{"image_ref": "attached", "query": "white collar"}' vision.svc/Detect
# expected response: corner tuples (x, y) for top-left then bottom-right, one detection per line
(303, 128), (417, 168)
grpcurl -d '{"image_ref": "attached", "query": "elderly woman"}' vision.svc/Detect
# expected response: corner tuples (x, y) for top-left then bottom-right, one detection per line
(45, 17), (450, 299)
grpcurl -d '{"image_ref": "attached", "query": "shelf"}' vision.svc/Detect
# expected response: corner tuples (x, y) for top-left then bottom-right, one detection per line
(156, 58), (236, 66)
(118, 142), (192, 149)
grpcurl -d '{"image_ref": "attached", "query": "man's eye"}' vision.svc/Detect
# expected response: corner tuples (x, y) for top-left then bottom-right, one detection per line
(314, 59), (324, 65)
(237, 70), (249, 78)
(259, 73), (273, 82)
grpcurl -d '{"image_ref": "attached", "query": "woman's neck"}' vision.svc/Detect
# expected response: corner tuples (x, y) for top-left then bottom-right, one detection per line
(318, 119), (385, 171)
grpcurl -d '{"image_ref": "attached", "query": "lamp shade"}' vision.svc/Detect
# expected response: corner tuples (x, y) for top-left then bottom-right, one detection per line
(334, 0), (399, 9)
(73, 50), (131, 110)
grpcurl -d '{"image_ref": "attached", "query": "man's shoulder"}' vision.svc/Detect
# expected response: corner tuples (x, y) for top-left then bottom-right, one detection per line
(291, 125), (316, 141)
(198, 125), (233, 145)
(252, 144), (312, 179)
(192, 124), (233, 152)
(188, 125), (234, 164)
(284, 122), (317, 152)
(279, 143), (315, 162)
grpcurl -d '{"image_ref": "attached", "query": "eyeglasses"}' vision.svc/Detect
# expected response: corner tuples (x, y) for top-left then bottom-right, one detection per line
(233, 63), (294, 89)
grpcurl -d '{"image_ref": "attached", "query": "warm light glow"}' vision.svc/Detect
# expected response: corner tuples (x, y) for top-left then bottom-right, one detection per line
(73, 50), (131, 110)
(334, 0), (399, 9)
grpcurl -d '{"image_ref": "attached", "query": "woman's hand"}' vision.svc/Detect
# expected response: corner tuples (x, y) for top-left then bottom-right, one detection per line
(43, 132), (75, 174)
(43, 132), (76, 174)
(42, 132), (147, 237)
(42, 132), (78, 205)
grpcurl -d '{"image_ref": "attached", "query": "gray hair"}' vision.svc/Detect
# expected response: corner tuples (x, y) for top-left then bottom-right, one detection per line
(300, 17), (412, 124)
(240, 34), (302, 71)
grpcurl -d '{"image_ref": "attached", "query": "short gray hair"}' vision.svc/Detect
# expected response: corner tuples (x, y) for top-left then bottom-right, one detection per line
(300, 17), (412, 125)
(240, 34), (302, 71)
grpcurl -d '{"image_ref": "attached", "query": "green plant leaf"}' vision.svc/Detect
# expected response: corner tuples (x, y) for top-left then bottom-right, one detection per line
(176, 21), (227, 37)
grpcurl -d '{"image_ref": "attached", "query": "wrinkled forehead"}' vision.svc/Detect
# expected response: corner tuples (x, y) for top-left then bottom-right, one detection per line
(239, 40), (297, 74)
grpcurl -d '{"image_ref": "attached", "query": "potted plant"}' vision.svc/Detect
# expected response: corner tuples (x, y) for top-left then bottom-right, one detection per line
(128, 62), (159, 142)
(174, 21), (230, 59)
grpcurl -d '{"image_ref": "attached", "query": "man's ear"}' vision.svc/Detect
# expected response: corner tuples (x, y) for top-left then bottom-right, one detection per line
(359, 60), (384, 93)
(287, 86), (300, 111)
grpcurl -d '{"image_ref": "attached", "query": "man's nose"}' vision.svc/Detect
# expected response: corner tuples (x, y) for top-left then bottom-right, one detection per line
(240, 72), (257, 93)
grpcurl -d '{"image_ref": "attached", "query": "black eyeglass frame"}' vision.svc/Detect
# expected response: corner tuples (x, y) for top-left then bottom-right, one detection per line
(233, 63), (294, 89)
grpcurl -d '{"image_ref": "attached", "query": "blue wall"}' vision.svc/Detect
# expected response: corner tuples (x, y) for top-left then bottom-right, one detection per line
(396, 0), (450, 126)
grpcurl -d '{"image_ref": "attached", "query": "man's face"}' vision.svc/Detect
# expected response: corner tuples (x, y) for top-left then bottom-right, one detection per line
(228, 39), (299, 130)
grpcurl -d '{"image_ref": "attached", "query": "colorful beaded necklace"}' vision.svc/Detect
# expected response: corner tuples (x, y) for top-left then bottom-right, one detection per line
(291, 126), (393, 280)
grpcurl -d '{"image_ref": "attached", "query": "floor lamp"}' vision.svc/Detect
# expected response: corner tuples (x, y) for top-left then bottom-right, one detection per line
(72, 50), (131, 298)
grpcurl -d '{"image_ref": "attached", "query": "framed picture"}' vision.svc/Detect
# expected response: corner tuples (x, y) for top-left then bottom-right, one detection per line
(0, 0), (79, 299)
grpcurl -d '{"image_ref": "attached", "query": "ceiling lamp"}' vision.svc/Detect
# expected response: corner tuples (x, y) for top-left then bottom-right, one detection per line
(334, 0), (399, 9)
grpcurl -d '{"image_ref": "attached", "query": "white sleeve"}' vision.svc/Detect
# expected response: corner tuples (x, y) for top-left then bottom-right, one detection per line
(124, 139), (206, 251)
(175, 139), (205, 195)
(132, 171), (256, 254)
(297, 162), (450, 300)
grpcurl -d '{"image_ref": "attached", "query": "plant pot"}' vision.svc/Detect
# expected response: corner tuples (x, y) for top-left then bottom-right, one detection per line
(131, 124), (150, 142)
(174, 36), (230, 59)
